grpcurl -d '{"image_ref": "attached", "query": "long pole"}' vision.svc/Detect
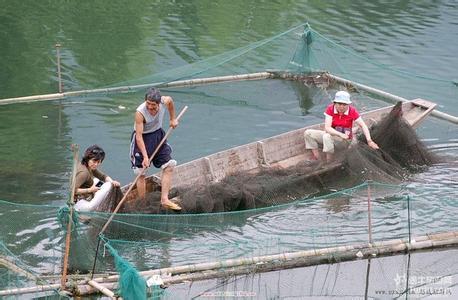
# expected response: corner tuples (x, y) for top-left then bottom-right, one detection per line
(364, 258), (371, 299)
(327, 73), (458, 125)
(90, 105), (188, 278)
(55, 43), (63, 93)
(367, 181), (373, 244)
(0, 72), (272, 105)
(407, 195), (411, 244)
(61, 144), (79, 289)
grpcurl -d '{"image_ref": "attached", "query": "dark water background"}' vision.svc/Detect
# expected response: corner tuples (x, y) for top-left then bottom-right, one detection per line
(1, 0), (457, 298)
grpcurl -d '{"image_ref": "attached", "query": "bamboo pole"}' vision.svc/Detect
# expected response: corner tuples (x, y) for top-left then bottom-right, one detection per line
(88, 280), (118, 299)
(0, 256), (37, 281)
(2, 231), (458, 297)
(0, 284), (61, 297)
(0, 72), (272, 105)
(61, 144), (79, 289)
(90, 106), (188, 278)
(327, 73), (458, 125)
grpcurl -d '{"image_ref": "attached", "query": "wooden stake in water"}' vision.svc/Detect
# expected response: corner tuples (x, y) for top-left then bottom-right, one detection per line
(55, 43), (63, 93)
(367, 181), (373, 244)
(61, 144), (79, 290)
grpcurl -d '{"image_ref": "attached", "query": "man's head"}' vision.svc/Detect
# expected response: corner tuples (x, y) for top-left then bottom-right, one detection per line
(145, 87), (162, 103)
(145, 87), (162, 115)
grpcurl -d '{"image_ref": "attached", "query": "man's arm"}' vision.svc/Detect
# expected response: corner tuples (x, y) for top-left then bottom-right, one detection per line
(134, 112), (150, 168)
(355, 117), (379, 149)
(163, 96), (178, 128)
(324, 114), (349, 139)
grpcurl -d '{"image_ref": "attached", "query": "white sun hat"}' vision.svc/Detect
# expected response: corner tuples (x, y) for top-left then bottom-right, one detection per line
(333, 91), (351, 104)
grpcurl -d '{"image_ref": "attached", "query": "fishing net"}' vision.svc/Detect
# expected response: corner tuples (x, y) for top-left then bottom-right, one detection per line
(1, 175), (457, 298)
(1, 23), (457, 299)
(102, 100), (439, 215)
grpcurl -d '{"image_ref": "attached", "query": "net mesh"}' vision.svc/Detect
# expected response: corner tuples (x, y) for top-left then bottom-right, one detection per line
(1, 23), (457, 299)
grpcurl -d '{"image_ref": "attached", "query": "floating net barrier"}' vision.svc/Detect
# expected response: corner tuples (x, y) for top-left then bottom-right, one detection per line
(1, 174), (457, 298)
(3, 22), (457, 119)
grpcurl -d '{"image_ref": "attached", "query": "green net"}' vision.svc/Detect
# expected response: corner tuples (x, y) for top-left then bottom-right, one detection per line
(93, 22), (457, 113)
(1, 176), (457, 298)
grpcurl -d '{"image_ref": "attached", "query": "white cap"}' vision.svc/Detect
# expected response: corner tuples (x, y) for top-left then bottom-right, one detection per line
(333, 91), (351, 104)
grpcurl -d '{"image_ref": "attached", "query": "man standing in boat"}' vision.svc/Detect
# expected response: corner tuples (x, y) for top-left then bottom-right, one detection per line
(129, 87), (182, 211)
(304, 90), (379, 162)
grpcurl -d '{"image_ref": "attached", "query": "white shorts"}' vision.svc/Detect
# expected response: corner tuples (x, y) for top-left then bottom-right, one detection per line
(132, 159), (177, 175)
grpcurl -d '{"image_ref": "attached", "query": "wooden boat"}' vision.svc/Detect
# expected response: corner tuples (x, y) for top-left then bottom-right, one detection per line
(120, 98), (437, 206)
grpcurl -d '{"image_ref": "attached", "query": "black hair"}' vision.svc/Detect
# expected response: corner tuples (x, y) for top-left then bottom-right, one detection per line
(145, 87), (162, 103)
(81, 144), (105, 166)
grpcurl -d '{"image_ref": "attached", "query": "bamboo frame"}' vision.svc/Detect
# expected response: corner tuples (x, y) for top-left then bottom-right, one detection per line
(327, 73), (458, 124)
(0, 72), (272, 105)
(1, 69), (456, 125)
(3, 231), (456, 297)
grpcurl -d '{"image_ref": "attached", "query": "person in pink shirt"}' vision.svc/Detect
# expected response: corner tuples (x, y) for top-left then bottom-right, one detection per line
(304, 91), (379, 162)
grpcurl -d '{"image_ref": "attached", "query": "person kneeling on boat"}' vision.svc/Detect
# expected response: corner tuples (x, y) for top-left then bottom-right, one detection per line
(304, 90), (379, 163)
(74, 145), (121, 212)
(129, 87), (182, 211)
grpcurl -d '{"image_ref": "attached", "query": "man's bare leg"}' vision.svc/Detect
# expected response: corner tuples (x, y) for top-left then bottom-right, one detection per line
(161, 166), (181, 210)
(160, 166), (172, 204)
(137, 174), (146, 200)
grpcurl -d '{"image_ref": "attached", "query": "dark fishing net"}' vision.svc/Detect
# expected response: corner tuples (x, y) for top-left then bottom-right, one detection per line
(93, 186), (124, 212)
(176, 165), (325, 213)
(100, 102), (438, 215)
(359, 102), (439, 171)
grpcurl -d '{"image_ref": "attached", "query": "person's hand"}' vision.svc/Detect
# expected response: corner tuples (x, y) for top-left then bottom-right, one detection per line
(170, 118), (179, 129)
(341, 132), (350, 140)
(368, 140), (379, 149)
(89, 185), (100, 193)
(111, 180), (121, 187)
(142, 157), (150, 168)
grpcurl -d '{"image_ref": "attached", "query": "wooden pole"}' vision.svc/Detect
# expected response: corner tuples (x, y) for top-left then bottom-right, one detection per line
(55, 43), (63, 93)
(364, 257), (371, 299)
(407, 195), (412, 244)
(367, 181), (373, 244)
(90, 106), (188, 278)
(61, 144), (79, 289)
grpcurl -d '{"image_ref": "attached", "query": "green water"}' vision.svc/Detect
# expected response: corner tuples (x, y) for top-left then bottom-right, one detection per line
(1, 0), (457, 204)
(0, 1), (457, 298)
